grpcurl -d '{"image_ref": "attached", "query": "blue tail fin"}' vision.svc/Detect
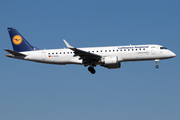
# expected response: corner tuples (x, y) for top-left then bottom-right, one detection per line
(8, 28), (40, 52)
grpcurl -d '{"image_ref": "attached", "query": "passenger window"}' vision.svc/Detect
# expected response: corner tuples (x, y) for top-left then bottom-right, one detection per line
(109, 50), (111, 52)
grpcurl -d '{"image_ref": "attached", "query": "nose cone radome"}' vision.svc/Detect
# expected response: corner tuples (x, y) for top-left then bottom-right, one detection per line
(170, 51), (176, 58)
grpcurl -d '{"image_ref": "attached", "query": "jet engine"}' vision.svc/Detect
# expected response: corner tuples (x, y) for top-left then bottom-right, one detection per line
(101, 56), (121, 69)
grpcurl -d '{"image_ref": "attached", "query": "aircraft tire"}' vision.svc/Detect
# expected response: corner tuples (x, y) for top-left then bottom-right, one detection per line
(88, 66), (96, 74)
(155, 65), (159, 69)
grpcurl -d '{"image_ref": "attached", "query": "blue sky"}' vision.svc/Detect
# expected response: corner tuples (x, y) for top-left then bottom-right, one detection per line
(0, 0), (180, 120)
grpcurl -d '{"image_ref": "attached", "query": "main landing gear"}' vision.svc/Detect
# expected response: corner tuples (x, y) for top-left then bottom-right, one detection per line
(155, 59), (160, 69)
(88, 66), (96, 74)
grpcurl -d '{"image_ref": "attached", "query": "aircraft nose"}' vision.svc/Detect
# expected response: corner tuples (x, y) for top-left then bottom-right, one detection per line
(170, 51), (176, 58)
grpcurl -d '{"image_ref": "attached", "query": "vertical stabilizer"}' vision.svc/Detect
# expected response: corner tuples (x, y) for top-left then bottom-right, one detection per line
(7, 28), (40, 52)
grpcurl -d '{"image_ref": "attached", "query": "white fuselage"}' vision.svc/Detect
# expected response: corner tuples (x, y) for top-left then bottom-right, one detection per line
(15, 44), (175, 66)
(6, 28), (176, 74)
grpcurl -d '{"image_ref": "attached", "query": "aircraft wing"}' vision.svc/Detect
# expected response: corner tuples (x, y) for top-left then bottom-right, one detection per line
(4, 49), (27, 56)
(63, 39), (101, 59)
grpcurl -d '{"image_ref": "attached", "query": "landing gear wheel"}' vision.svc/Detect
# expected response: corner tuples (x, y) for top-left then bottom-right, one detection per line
(155, 59), (160, 69)
(155, 65), (159, 69)
(88, 66), (96, 74)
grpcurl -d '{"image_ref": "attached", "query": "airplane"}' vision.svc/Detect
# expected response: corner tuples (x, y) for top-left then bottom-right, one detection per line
(5, 28), (176, 74)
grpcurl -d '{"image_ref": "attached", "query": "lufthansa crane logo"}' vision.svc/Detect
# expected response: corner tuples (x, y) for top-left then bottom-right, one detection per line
(13, 35), (22, 45)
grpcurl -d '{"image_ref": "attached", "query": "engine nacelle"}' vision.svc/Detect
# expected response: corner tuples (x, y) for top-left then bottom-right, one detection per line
(101, 56), (121, 69)
(103, 56), (118, 64)
(103, 63), (121, 69)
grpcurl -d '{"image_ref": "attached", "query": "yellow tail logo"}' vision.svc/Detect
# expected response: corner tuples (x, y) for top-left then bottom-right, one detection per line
(13, 35), (22, 45)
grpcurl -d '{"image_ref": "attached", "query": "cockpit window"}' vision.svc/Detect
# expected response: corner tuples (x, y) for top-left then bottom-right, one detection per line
(160, 47), (167, 49)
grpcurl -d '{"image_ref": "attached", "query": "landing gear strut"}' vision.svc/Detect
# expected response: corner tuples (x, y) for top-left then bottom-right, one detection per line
(155, 59), (160, 69)
(88, 66), (96, 74)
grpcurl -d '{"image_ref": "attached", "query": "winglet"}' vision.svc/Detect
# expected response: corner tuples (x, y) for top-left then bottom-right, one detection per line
(63, 39), (73, 48)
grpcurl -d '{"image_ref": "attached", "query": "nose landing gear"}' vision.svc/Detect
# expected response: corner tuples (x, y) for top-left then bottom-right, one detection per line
(155, 59), (160, 69)
(155, 65), (159, 68)
(88, 66), (96, 74)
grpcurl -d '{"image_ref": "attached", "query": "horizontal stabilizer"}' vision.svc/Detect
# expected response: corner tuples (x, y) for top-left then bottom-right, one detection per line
(4, 49), (26, 56)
